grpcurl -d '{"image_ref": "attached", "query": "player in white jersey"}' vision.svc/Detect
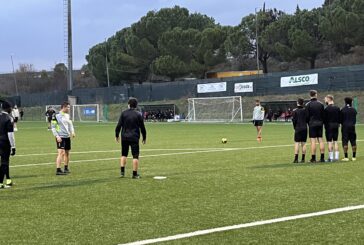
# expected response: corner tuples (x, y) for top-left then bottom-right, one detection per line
(51, 102), (76, 175)
(11, 105), (20, 132)
(252, 100), (265, 142)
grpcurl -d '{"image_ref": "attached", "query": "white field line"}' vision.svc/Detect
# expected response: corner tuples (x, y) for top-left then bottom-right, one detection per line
(15, 148), (228, 157)
(11, 148), (237, 168)
(11, 139), (364, 168)
(11, 144), (295, 168)
(15, 139), (364, 158)
(119, 205), (364, 245)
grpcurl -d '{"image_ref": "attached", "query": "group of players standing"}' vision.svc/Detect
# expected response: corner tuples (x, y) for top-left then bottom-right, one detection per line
(0, 91), (358, 188)
(292, 90), (357, 163)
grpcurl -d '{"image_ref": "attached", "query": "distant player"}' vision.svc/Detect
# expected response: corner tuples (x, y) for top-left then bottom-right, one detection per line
(340, 97), (357, 162)
(324, 95), (340, 162)
(12, 105), (20, 131)
(51, 102), (75, 175)
(20, 108), (24, 120)
(292, 98), (307, 163)
(45, 106), (56, 130)
(0, 101), (16, 189)
(115, 97), (146, 179)
(252, 100), (265, 142)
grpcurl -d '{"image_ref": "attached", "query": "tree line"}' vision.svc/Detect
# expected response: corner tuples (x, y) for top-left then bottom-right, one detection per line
(86, 0), (364, 85)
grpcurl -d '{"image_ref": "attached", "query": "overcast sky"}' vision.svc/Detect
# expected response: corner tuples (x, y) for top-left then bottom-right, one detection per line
(0, 0), (324, 74)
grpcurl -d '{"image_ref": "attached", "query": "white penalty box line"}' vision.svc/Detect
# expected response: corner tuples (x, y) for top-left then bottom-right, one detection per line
(16, 139), (364, 158)
(15, 148), (229, 157)
(11, 139), (363, 168)
(119, 204), (364, 245)
(11, 144), (293, 168)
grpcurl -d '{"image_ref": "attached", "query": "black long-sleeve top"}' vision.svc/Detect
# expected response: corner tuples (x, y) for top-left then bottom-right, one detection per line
(340, 105), (357, 127)
(324, 104), (340, 129)
(292, 106), (307, 131)
(115, 109), (146, 142)
(306, 98), (324, 127)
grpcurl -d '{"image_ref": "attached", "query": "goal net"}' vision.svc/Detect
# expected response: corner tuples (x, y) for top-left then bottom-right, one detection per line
(72, 104), (100, 122)
(187, 96), (243, 122)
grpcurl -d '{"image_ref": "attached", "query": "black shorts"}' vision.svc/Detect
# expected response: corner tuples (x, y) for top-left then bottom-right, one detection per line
(0, 145), (11, 165)
(309, 126), (323, 138)
(56, 137), (71, 150)
(294, 129), (307, 143)
(325, 127), (339, 142)
(342, 126), (356, 146)
(47, 117), (52, 123)
(254, 120), (263, 127)
(14, 117), (19, 123)
(122, 140), (140, 159)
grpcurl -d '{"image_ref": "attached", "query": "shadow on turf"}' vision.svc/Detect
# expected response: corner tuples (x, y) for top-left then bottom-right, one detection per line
(13, 174), (39, 179)
(250, 162), (343, 169)
(28, 178), (111, 191)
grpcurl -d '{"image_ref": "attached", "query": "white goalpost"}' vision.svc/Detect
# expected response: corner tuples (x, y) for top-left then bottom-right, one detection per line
(45, 104), (68, 122)
(72, 104), (100, 122)
(45, 104), (100, 122)
(45, 104), (63, 113)
(187, 96), (243, 122)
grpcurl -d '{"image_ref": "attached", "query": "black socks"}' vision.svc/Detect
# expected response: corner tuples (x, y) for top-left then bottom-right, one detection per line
(294, 154), (298, 161)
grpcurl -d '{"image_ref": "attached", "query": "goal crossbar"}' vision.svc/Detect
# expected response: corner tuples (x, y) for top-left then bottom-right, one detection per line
(187, 96), (243, 122)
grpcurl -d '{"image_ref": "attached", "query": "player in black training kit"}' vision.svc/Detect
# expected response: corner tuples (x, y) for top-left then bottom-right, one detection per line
(0, 101), (16, 189)
(340, 97), (357, 162)
(45, 106), (56, 130)
(306, 90), (325, 163)
(324, 95), (341, 162)
(115, 97), (147, 179)
(292, 98), (307, 163)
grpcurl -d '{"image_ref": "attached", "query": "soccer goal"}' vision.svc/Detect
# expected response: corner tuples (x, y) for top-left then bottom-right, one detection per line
(45, 105), (68, 122)
(72, 104), (100, 122)
(45, 105), (62, 113)
(187, 96), (243, 122)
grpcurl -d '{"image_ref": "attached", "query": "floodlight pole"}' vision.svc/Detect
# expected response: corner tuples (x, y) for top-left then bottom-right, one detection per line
(67, 0), (73, 91)
(10, 54), (19, 96)
(255, 8), (260, 74)
(105, 39), (110, 87)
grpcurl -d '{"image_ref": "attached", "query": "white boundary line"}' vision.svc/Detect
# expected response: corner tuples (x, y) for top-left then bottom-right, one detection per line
(119, 205), (364, 245)
(15, 139), (364, 158)
(11, 148), (238, 168)
(11, 144), (294, 168)
(15, 148), (229, 157)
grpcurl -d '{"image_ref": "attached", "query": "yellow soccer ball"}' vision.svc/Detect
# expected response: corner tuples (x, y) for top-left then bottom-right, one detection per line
(221, 138), (227, 144)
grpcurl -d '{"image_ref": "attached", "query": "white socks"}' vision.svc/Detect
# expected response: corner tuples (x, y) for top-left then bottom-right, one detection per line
(329, 152), (334, 160)
(335, 151), (339, 160)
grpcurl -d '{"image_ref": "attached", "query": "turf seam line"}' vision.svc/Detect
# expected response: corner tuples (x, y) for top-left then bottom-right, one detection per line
(118, 204), (364, 245)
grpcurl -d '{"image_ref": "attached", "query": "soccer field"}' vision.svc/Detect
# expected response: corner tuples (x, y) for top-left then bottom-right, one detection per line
(1, 122), (364, 244)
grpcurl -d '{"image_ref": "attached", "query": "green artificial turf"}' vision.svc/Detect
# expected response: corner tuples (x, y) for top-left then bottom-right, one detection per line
(0, 122), (363, 245)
